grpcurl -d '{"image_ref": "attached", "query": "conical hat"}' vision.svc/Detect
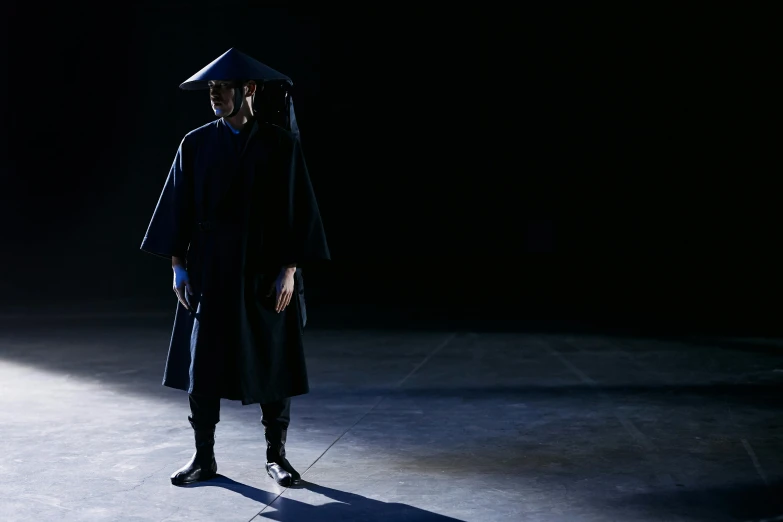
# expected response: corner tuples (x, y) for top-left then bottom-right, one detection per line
(179, 48), (292, 90)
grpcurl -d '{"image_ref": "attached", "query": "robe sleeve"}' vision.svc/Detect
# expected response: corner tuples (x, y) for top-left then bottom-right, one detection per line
(139, 135), (195, 260)
(278, 136), (331, 267)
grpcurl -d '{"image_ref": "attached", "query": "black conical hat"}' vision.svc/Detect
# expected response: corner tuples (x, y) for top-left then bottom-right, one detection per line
(179, 48), (292, 90)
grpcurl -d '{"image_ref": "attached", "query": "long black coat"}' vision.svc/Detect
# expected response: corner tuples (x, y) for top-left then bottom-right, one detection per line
(140, 118), (330, 405)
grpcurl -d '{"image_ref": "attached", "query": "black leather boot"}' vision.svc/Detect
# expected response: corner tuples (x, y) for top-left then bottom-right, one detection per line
(170, 422), (218, 486)
(265, 425), (301, 487)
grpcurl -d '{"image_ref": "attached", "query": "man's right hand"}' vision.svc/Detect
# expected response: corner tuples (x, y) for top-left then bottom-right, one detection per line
(173, 265), (193, 310)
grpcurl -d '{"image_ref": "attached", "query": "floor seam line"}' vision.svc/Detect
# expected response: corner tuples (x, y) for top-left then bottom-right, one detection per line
(542, 336), (677, 488)
(253, 331), (458, 518)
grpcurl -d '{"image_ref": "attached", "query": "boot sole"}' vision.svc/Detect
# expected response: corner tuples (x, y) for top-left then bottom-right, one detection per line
(266, 468), (292, 487)
(171, 466), (218, 486)
(171, 472), (217, 486)
(266, 463), (301, 487)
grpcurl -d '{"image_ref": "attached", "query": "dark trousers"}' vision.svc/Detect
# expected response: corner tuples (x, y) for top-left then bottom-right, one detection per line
(188, 393), (291, 431)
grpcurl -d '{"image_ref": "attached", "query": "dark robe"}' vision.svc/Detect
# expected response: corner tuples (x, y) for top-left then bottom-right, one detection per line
(140, 118), (330, 405)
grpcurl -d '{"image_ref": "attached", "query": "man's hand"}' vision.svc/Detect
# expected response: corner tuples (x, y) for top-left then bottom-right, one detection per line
(173, 265), (193, 310)
(266, 268), (295, 313)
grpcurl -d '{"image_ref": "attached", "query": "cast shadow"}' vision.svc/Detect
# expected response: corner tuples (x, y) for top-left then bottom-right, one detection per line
(188, 475), (465, 522)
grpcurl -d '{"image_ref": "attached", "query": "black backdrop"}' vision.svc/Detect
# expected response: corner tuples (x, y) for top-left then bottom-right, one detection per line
(1, 5), (778, 334)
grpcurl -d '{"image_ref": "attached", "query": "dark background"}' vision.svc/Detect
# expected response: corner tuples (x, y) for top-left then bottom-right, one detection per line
(0, 5), (778, 335)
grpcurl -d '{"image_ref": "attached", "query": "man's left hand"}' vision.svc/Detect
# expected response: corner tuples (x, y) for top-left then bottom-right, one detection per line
(266, 269), (295, 313)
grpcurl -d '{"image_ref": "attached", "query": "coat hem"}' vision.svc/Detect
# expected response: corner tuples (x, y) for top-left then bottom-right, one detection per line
(162, 381), (309, 405)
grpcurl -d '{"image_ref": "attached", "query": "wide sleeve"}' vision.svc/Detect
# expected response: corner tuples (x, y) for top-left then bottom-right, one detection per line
(278, 136), (331, 267)
(139, 136), (195, 260)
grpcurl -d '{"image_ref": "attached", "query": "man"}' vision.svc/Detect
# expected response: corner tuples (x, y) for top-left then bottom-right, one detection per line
(140, 48), (330, 488)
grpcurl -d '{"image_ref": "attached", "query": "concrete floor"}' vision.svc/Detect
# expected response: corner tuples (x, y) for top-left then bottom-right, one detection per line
(0, 307), (782, 521)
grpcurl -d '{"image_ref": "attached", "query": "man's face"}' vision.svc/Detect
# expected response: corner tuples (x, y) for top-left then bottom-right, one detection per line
(208, 80), (236, 116)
